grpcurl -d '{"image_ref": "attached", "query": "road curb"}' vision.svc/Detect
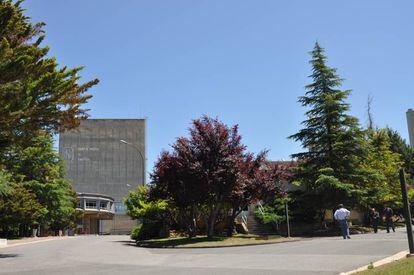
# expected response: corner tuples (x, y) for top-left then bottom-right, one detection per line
(0, 236), (77, 249)
(339, 249), (409, 274)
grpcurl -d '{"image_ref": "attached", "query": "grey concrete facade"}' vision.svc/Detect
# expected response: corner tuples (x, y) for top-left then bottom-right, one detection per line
(407, 109), (414, 147)
(59, 119), (146, 234)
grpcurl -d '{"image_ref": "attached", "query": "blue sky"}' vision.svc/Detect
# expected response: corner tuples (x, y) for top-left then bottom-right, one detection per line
(24, 0), (414, 174)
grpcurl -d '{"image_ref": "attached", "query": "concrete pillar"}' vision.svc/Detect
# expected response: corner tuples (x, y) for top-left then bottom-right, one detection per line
(0, 239), (7, 247)
(406, 109), (414, 147)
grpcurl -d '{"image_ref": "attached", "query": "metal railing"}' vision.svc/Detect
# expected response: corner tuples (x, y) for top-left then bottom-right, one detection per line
(257, 201), (265, 216)
(241, 212), (248, 225)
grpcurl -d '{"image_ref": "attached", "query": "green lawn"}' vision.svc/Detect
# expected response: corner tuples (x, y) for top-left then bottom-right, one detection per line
(136, 234), (296, 248)
(356, 256), (414, 275)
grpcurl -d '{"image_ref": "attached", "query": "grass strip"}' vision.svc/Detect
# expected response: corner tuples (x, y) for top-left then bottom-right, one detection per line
(137, 234), (296, 248)
(356, 256), (414, 275)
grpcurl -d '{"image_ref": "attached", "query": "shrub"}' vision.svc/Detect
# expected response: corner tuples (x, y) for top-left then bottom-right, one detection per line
(130, 221), (167, 241)
(130, 224), (142, 241)
(255, 196), (288, 225)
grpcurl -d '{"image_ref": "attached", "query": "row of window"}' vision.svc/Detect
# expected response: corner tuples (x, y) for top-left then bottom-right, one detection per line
(77, 200), (112, 210)
(76, 200), (126, 214)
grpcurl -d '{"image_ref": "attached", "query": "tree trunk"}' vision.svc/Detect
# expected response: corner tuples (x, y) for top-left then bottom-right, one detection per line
(184, 209), (196, 238)
(2, 225), (8, 238)
(207, 201), (222, 237)
(226, 217), (235, 237)
(320, 209), (327, 229)
(227, 208), (243, 237)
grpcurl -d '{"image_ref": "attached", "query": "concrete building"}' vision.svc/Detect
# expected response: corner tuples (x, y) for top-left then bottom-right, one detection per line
(59, 119), (146, 234)
(406, 109), (414, 147)
(76, 193), (115, 234)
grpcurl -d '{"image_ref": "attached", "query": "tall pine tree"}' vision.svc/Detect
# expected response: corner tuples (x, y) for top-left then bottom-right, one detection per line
(0, 0), (98, 151)
(289, 42), (366, 221)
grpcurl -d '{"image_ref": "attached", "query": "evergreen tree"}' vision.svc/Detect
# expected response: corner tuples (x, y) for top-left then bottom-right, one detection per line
(0, 0), (98, 151)
(289, 42), (366, 221)
(0, 0), (96, 236)
(385, 128), (414, 178)
(0, 181), (47, 237)
(0, 169), (11, 197)
(3, 134), (78, 232)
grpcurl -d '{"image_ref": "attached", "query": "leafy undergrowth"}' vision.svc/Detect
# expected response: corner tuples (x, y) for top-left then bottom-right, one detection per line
(356, 256), (414, 275)
(136, 234), (296, 248)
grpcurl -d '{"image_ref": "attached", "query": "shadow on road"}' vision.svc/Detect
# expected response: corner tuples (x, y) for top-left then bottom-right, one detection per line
(0, 254), (18, 258)
(111, 240), (137, 247)
(112, 240), (134, 244)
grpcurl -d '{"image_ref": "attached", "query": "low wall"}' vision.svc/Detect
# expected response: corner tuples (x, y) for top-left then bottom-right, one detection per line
(0, 239), (7, 247)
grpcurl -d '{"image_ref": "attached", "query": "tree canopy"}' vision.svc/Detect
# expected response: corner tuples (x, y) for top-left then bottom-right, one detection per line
(360, 129), (403, 207)
(386, 128), (414, 179)
(0, 0), (97, 238)
(289, 42), (367, 220)
(0, 0), (98, 151)
(148, 116), (288, 237)
(288, 43), (410, 226)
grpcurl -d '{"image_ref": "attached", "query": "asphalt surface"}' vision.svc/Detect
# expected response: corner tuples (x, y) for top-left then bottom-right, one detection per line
(0, 228), (409, 275)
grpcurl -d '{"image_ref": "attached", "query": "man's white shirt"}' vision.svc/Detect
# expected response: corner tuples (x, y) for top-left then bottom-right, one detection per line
(334, 208), (350, 220)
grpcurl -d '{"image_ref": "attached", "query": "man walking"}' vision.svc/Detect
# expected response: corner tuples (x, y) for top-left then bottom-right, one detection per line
(384, 205), (395, 233)
(370, 208), (380, 233)
(334, 204), (351, 239)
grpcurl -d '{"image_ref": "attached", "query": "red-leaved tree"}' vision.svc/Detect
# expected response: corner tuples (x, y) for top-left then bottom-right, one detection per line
(151, 116), (287, 237)
(226, 153), (292, 236)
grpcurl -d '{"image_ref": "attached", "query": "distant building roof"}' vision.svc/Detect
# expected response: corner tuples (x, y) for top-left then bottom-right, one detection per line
(265, 160), (297, 169)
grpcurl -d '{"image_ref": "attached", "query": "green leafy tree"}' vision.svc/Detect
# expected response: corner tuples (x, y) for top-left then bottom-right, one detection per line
(4, 134), (78, 231)
(125, 186), (169, 221)
(255, 195), (289, 225)
(0, 182), (47, 237)
(124, 186), (170, 240)
(0, 0), (97, 237)
(289, 42), (366, 222)
(360, 129), (403, 207)
(0, 169), (12, 197)
(0, 0), (98, 151)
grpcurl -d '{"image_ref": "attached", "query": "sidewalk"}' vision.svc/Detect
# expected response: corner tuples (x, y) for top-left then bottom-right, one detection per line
(2, 236), (75, 248)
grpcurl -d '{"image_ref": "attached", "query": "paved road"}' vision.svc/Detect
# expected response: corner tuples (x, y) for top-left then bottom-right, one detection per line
(0, 228), (409, 275)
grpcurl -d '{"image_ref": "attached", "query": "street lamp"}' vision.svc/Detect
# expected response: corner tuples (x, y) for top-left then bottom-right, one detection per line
(120, 139), (145, 185)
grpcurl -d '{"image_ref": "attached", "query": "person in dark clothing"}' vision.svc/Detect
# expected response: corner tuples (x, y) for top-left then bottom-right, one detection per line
(383, 206), (395, 233)
(370, 208), (380, 233)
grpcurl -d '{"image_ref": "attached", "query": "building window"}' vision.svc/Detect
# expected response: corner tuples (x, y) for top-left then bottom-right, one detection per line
(85, 200), (97, 209)
(114, 202), (126, 214)
(100, 201), (107, 209)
